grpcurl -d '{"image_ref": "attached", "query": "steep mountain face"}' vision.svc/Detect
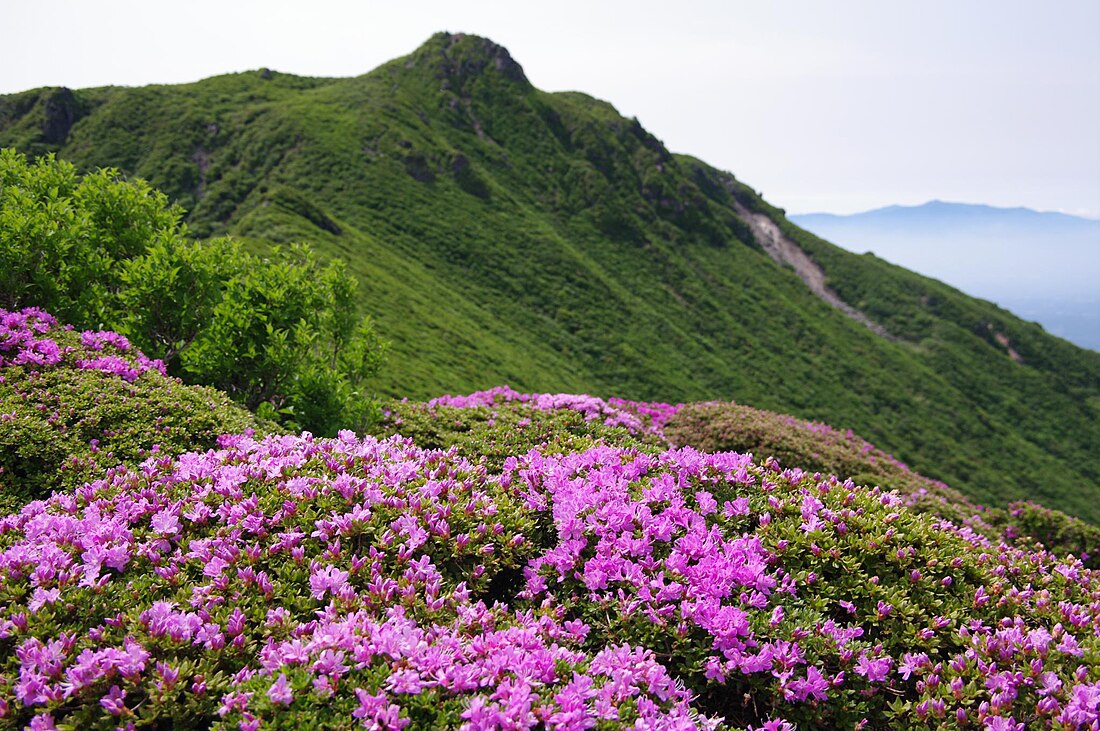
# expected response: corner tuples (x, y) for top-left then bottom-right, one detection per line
(2, 32), (1099, 523)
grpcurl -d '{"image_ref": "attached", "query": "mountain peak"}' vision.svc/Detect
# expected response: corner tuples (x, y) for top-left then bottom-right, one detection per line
(410, 32), (531, 89)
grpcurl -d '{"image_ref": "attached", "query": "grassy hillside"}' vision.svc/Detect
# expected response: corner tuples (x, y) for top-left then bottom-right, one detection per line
(1, 32), (1098, 524)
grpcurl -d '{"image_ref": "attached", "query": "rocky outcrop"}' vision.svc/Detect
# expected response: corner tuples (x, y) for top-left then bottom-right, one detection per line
(41, 87), (81, 145)
(730, 197), (893, 339)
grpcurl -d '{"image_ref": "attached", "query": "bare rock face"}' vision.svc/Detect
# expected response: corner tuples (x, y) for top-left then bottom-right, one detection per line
(41, 87), (81, 145)
(490, 44), (527, 85)
(433, 32), (531, 88)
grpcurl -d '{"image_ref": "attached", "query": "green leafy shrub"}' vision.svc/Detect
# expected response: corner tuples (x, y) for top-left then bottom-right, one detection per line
(165, 242), (387, 435)
(0, 149), (180, 326)
(0, 149), (386, 435)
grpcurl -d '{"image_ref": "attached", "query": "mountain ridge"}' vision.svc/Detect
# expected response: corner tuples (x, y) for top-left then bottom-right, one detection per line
(796, 199), (1100, 223)
(2, 32), (1099, 524)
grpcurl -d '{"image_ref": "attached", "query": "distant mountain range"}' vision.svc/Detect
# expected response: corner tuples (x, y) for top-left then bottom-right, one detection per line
(792, 201), (1100, 350)
(2, 33), (1099, 523)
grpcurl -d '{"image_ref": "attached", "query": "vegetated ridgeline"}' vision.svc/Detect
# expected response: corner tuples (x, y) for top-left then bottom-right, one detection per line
(1, 31), (1099, 524)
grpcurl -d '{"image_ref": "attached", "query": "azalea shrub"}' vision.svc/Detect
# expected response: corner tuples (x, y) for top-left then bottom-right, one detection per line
(508, 447), (1099, 728)
(996, 501), (1100, 571)
(374, 386), (671, 470)
(1, 393), (1098, 728)
(0, 308), (271, 512)
(665, 401), (1100, 567)
(0, 432), (715, 730)
(422, 386), (680, 441)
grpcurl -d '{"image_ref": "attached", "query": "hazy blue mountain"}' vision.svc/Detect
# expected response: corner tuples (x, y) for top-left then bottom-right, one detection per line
(792, 201), (1100, 350)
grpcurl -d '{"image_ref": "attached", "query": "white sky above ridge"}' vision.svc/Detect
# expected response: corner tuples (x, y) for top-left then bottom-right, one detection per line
(2, 0), (1098, 217)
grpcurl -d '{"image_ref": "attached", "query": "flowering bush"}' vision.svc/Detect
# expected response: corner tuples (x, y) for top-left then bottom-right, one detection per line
(1, 425), (1097, 728)
(0, 308), (272, 511)
(664, 400), (1100, 566)
(506, 446), (1099, 728)
(665, 401), (953, 499)
(2, 329), (1098, 728)
(376, 389), (667, 472)
(0, 432), (715, 729)
(424, 385), (678, 441)
(996, 501), (1100, 571)
(0, 309), (166, 380)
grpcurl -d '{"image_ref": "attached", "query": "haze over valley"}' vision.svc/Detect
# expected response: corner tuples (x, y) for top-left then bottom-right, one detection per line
(792, 201), (1100, 350)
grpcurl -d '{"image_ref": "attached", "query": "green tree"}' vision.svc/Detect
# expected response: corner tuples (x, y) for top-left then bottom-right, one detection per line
(0, 149), (182, 325)
(0, 148), (387, 434)
(178, 244), (386, 434)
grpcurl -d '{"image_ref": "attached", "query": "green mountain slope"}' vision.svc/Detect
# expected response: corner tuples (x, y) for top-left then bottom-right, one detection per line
(2, 32), (1098, 523)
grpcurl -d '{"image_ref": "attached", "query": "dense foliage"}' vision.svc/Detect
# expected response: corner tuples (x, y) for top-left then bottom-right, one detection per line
(1, 381), (1098, 729)
(3, 35), (1097, 525)
(0, 150), (385, 435)
(2, 308), (1099, 729)
(0, 308), (272, 512)
(664, 402), (1100, 566)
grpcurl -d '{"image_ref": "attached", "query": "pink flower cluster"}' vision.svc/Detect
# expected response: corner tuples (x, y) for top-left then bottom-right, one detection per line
(508, 447), (902, 704)
(0, 308), (64, 369)
(607, 397), (684, 434)
(426, 385), (681, 439)
(0, 308), (165, 382)
(516, 448), (783, 663)
(0, 431), (716, 729)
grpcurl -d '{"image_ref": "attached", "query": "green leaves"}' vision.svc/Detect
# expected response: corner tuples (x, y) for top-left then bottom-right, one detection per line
(0, 149), (183, 326)
(116, 235), (233, 368)
(0, 149), (388, 436)
(174, 244), (387, 435)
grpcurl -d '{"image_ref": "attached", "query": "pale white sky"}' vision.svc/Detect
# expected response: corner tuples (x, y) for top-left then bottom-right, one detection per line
(2, 0), (1098, 217)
